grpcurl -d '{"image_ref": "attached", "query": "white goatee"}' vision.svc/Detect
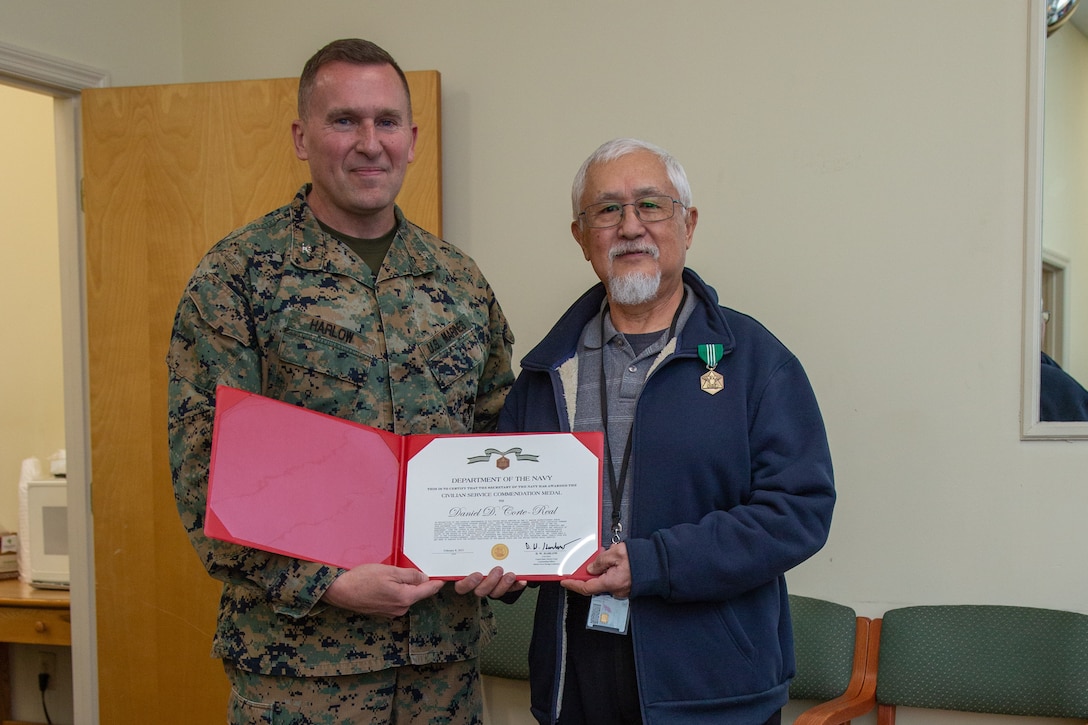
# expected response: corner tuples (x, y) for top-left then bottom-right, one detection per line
(608, 270), (661, 305)
(607, 242), (661, 305)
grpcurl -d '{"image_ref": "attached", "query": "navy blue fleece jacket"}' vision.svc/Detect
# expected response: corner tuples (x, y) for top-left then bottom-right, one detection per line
(498, 268), (835, 725)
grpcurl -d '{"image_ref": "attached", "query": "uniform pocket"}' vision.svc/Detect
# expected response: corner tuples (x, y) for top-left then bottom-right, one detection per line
(277, 327), (375, 385)
(422, 322), (488, 432)
(265, 323), (381, 414)
(227, 687), (276, 725)
(424, 322), (486, 391)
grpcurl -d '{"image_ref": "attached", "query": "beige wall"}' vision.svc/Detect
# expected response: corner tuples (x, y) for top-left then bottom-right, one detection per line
(0, 84), (64, 532)
(2, 0), (182, 85)
(166, 0), (1088, 615)
(4, 2), (1088, 724)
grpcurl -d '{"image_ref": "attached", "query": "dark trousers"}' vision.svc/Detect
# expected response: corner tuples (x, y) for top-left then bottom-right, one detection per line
(558, 594), (781, 725)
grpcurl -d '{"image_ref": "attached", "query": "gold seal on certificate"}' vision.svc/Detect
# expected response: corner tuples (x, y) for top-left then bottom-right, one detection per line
(491, 544), (509, 561)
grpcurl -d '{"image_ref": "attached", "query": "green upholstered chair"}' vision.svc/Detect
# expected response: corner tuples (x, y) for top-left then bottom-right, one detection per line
(789, 594), (879, 725)
(480, 586), (539, 680)
(875, 604), (1088, 724)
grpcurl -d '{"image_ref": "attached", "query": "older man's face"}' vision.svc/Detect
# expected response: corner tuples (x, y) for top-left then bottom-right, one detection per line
(571, 150), (696, 308)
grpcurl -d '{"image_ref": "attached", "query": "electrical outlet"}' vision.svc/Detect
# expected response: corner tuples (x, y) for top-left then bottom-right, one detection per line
(37, 650), (56, 689)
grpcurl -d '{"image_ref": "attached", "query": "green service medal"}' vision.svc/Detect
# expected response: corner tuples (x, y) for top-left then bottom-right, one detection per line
(698, 343), (724, 395)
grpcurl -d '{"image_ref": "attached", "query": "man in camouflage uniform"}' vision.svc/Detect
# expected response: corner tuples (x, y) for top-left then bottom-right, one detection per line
(167, 39), (518, 724)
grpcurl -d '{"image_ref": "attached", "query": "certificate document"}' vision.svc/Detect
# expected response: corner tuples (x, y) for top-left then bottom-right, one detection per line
(402, 433), (601, 578)
(205, 386), (602, 580)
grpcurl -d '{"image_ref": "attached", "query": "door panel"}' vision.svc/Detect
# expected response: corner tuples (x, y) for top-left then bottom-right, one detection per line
(82, 71), (441, 724)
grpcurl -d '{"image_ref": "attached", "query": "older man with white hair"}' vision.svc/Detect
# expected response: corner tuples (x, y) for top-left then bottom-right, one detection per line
(498, 138), (836, 725)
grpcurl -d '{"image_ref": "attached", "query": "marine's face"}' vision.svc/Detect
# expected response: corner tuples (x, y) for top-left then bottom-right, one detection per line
(292, 61), (417, 237)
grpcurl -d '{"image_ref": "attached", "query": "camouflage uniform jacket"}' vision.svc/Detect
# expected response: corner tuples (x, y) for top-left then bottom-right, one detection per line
(167, 185), (515, 677)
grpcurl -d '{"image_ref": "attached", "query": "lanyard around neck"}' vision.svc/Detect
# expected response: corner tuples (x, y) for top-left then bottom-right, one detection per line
(598, 289), (686, 544)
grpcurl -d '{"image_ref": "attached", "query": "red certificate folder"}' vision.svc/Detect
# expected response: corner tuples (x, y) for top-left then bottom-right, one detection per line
(205, 386), (602, 580)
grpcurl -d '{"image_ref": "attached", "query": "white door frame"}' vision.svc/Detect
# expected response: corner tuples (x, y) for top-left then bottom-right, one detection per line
(0, 39), (108, 725)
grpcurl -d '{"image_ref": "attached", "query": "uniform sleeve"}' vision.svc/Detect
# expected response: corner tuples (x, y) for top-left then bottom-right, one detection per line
(166, 258), (340, 618)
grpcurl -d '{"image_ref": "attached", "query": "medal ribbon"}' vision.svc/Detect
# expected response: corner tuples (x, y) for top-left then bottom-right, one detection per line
(698, 343), (723, 370)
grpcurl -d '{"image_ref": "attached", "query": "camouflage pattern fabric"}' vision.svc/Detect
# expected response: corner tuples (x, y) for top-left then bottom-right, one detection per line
(224, 659), (483, 725)
(167, 185), (514, 679)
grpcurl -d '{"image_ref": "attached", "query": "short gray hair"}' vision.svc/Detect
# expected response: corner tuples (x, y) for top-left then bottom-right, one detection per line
(298, 38), (411, 122)
(570, 138), (693, 220)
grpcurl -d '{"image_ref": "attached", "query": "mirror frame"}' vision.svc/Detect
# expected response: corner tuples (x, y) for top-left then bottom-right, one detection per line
(1022, 0), (1088, 439)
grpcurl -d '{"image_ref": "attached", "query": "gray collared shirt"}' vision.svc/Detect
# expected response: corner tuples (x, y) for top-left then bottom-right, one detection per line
(572, 286), (695, 546)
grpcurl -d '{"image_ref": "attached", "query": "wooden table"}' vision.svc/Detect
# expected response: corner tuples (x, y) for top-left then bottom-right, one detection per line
(0, 579), (70, 721)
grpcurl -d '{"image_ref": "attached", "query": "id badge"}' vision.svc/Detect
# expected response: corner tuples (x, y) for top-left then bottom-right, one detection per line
(586, 593), (630, 635)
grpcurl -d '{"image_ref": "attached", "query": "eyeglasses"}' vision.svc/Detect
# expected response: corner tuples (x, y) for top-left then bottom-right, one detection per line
(579, 196), (683, 229)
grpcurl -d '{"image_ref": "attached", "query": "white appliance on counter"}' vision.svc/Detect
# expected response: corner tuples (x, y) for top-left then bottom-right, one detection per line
(18, 454), (70, 589)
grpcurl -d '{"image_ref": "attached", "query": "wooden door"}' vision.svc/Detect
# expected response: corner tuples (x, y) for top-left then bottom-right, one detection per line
(82, 72), (441, 724)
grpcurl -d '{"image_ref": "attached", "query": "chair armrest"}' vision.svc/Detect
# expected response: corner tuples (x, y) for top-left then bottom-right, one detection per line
(794, 618), (881, 725)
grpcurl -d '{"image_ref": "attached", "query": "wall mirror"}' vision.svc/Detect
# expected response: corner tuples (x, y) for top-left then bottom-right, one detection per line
(1022, 0), (1088, 438)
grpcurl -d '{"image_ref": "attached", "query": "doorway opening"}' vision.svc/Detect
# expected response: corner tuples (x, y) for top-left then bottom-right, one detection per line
(0, 77), (72, 725)
(0, 39), (108, 725)
(1042, 249), (1069, 364)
